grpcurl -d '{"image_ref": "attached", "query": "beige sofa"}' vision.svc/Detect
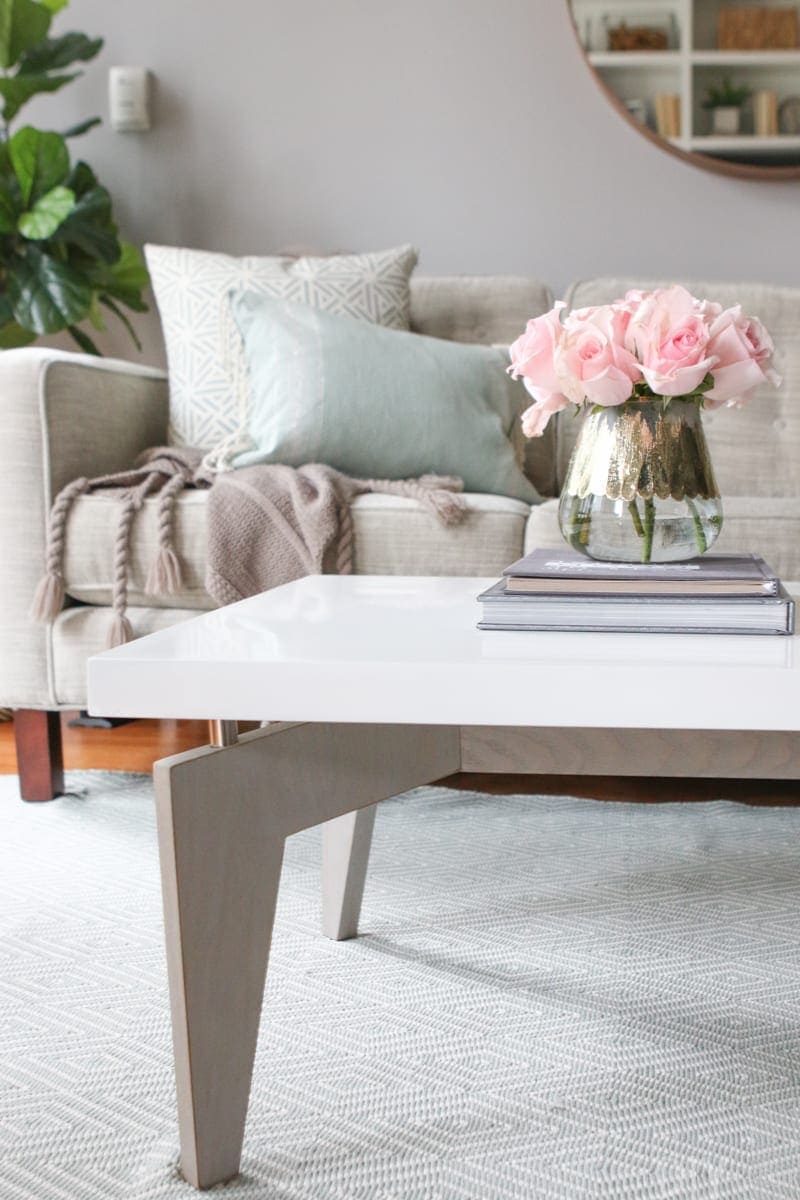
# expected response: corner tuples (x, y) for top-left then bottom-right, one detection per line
(2, 274), (798, 799)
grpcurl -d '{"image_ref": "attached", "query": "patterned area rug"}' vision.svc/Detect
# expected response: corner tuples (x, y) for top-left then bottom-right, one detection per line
(1, 773), (800, 1199)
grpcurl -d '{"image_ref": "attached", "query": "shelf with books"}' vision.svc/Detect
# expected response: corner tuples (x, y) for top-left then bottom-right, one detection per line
(571, 0), (800, 174)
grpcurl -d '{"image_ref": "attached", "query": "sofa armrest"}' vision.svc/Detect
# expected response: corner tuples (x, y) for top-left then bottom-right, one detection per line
(0, 348), (168, 708)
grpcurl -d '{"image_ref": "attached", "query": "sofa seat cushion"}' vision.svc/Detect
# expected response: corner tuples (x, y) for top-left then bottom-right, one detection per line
(52, 606), (199, 708)
(525, 496), (800, 581)
(63, 489), (532, 610)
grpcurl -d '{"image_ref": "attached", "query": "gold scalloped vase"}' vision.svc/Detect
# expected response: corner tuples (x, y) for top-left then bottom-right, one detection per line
(557, 398), (723, 563)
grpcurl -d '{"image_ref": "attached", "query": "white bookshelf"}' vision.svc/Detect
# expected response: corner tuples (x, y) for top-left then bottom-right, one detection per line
(573, 0), (800, 164)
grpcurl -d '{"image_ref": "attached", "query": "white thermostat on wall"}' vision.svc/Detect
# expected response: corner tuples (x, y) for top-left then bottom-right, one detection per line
(109, 66), (151, 132)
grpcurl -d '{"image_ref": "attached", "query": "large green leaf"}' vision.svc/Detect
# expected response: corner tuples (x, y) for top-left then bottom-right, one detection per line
(56, 182), (118, 260)
(0, 319), (35, 347)
(9, 126), (68, 206)
(65, 157), (95, 196)
(61, 115), (101, 139)
(67, 321), (100, 354)
(17, 182), (74, 238)
(9, 245), (92, 332)
(0, 70), (77, 122)
(92, 241), (149, 312)
(0, 0), (52, 70)
(101, 294), (142, 350)
(39, 0), (67, 13)
(18, 31), (103, 74)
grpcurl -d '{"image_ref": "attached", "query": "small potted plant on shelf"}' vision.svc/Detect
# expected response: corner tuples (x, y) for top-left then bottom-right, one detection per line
(702, 77), (752, 135)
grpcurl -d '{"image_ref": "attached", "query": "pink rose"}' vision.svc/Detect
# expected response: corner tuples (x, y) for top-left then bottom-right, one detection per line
(704, 307), (781, 408)
(520, 392), (571, 437)
(627, 285), (717, 397)
(508, 304), (565, 402)
(556, 306), (641, 407)
(611, 291), (647, 340)
(619, 289), (648, 310)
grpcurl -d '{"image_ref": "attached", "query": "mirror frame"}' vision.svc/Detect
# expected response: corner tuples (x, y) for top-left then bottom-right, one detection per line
(568, 3), (800, 181)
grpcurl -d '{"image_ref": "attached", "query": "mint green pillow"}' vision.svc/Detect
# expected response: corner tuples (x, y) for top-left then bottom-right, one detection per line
(229, 293), (538, 503)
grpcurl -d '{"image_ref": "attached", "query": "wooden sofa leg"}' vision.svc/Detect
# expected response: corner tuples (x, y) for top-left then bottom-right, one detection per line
(14, 710), (64, 802)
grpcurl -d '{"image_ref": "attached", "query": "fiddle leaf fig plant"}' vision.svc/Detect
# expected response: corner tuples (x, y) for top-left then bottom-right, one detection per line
(0, 0), (148, 353)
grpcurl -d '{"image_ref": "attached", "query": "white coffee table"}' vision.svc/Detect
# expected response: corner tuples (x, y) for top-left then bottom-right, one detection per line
(87, 575), (800, 1190)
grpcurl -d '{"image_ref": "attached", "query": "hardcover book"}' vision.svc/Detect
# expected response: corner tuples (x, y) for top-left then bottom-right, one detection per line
(477, 579), (795, 636)
(502, 549), (779, 597)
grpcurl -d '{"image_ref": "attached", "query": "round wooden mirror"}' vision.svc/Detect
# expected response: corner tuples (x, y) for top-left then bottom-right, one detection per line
(569, 0), (800, 179)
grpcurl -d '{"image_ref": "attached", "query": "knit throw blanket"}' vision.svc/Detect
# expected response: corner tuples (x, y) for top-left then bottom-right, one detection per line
(31, 448), (468, 647)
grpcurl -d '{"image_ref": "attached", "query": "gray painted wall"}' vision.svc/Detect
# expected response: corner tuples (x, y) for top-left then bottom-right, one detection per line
(35, 0), (800, 364)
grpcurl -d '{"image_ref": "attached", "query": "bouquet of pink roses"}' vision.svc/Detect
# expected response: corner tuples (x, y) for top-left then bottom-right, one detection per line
(508, 285), (780, 438)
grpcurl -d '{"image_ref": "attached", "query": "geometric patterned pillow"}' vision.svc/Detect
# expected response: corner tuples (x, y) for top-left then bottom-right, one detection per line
(145, 243), (418, 451)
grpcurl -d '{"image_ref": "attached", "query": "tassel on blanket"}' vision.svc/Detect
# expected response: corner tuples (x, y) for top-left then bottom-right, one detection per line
(30, 476), (89, 623)
(146, 545), (183, 595)
(145, 470), (187, 596)
(360, 473), (467, 527)
(416, 475), (466, 524)
(31, 448), (203, 650)
(30, 570), (66, 624)
(106, 613), (134, 649)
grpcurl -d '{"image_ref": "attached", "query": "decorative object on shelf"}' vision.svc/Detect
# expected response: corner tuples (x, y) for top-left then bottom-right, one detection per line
(702, 77), (752, 135)
(654, 92), (681, 137)
(602, 10), (678, 51)
(623, 98), (647, 125)
(778, 95), (800, 134)
(718, 6), (799, 51)
(0, 0), (149, 353)
(507, 286), (780, 563)
(607, 21), (667, 50)
(754, 89), (779, 136)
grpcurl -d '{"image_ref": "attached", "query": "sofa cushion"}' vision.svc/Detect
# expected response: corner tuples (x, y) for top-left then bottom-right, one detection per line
(525, 495), (800, 581)
(559, 278), (800, 501)
(145, 243), (418, 450)
(63, 490), (531, 611)
(52, 607), (199, 708)
(229, 293), (538, 503)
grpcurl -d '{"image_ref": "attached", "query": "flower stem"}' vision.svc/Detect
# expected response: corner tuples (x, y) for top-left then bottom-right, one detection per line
(628, 500), (645, 538)
(642, 498), (656, 563)
(686, 498), (708, 555)
(567, 494), (592, 551)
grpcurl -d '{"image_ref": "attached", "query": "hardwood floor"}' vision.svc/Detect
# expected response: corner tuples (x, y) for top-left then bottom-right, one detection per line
(0, 713), (209, 775)
(2, 714), (800, 803)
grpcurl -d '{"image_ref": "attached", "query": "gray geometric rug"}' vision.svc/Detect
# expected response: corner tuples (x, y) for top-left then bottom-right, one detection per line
(2, 773), (800, 1200)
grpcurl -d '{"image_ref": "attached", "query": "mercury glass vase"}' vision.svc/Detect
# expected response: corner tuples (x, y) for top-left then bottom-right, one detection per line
(557, 398), (723, 563)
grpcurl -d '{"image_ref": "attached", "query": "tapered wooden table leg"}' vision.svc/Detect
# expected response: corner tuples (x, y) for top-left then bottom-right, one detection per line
(152, 721), (460, 1189)
(322, 804), (377, 940)
(154, 750), (285, 1189)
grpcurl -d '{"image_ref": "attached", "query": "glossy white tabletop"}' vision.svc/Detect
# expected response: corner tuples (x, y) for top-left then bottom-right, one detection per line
(87, 575), (800, 730)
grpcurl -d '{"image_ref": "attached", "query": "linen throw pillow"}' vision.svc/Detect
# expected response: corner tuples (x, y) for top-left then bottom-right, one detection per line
(145, 243), (418, 449)
(229, 292), (539, 504)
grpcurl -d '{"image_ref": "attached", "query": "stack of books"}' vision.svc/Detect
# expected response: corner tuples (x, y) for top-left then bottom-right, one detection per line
(477, 548), (795, 635)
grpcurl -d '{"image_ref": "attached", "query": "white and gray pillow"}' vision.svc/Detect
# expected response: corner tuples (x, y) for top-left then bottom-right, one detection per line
(145, 243), (418, 449)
